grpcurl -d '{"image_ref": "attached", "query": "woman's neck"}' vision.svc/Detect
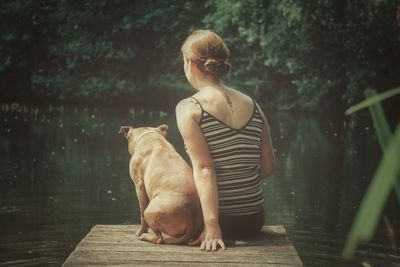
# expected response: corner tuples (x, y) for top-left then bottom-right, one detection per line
(195, 76), (225, 92)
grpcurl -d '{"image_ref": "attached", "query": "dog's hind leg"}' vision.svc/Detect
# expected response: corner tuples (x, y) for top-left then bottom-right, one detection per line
(135, 180), (150, 237)
(141, 198), (169, 244)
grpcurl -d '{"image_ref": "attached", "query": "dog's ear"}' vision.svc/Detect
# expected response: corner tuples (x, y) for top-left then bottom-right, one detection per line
(157, 124), (168, 137)
(119, 126), (132, 139)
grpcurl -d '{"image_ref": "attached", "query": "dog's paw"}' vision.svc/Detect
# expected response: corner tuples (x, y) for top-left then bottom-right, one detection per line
(139, 233), (147, 240)
(139, 233), (163, 244)
(136, 227), (148, 237)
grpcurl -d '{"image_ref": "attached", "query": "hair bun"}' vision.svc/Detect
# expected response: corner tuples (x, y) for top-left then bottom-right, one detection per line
(203, 58), (231, 77)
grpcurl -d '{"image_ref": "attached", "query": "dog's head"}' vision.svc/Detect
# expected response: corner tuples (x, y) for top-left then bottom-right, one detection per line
(119, 124), (168, 155)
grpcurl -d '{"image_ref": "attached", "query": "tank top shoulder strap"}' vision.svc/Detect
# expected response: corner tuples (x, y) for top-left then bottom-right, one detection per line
(252, 98), (265, 127)
(190, 96), (204, 112)
(251, 98), (259, 113)
(251, 97), (257, 108)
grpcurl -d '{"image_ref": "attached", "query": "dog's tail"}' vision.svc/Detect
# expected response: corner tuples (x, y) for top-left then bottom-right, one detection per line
(162, 227), (195, 245)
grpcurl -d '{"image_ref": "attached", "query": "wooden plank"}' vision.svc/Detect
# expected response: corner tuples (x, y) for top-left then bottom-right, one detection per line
(64, 251), (300, 265)
(75, 242), (297, 254)
(91, 224), (287, 234)
(63, 225), (303, 267)
(63, 263), (284, 267)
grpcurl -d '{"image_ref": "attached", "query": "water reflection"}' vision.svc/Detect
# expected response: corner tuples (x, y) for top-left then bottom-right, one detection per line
(0, 103), (398, 266)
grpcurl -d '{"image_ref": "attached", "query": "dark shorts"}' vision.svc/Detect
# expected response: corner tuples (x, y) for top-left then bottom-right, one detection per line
(219, 208), (265, 238)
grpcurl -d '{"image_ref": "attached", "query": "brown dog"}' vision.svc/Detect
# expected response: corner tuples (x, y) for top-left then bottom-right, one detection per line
(119, 124), (203, 244)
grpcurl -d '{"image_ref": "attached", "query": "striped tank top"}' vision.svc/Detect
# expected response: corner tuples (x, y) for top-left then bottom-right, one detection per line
(191, 97), (265, 216)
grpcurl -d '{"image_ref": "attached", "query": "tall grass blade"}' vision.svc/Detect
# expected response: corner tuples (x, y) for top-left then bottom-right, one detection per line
(364, 90), (400, 203)
(343, 124), (400, 258)
(345, 86), (400, 115)
(347, 89), (400, 203)
(364, 89), (392, 150)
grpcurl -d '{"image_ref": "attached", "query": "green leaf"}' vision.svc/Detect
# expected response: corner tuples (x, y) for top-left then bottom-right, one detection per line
(345, 86), (400, 115)
(343, 123), (400, 258)
(364, 89), (392, 150)
(361, 89), (400, 203)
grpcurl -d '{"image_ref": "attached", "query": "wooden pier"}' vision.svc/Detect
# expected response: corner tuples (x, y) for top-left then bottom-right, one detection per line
(63, 225), (302, 266)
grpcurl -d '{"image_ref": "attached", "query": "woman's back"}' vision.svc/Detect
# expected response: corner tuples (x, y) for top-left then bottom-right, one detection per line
(192, 86), (255, 130)
(191, 87), (265, 216)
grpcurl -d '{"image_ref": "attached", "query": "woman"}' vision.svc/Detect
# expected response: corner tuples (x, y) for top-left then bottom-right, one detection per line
(176, 29), (276, 252)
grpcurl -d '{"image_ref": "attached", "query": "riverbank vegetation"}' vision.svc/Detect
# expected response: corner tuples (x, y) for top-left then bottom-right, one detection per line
(1, 0), (399, 113)
(343, 86), (400, 258)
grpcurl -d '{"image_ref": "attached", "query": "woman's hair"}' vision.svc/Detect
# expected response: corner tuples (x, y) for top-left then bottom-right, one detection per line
(181, 29), (231, 78)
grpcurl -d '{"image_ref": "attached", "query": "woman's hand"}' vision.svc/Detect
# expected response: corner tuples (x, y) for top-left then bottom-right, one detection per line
(188, 227), (226, 251)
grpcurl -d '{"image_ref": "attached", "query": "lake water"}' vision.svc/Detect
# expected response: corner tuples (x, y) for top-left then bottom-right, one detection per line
(0, 103), (399, 266)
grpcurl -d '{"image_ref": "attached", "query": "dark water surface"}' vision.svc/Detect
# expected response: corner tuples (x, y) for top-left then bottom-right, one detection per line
(0, 103), (399, 266)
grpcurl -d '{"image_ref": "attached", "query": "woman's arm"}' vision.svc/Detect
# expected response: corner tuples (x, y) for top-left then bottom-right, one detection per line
(176, 98), (225, 251)
(256, 103), (276, 180)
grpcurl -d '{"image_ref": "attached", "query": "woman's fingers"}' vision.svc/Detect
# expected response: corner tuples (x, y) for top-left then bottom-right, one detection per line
(200, 240), (206, 250)
(211, 240), (217, 251)
(206, 240), (211, 251)
(199, 239), (226, 251)
(218, 239), (226, 250)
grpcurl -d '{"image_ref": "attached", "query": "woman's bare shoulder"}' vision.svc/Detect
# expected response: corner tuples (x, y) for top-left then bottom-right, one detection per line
(192, 90), (215, 105)
(175, 97), (202, 122)
(226, 87), (254, 107)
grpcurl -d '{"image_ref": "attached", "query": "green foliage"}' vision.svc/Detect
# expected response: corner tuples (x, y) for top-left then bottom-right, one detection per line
(0, 0), (399, 109)
(204, 0), (400, 109)
(0, 0), (207, 100)
(343, 88), (400, 258)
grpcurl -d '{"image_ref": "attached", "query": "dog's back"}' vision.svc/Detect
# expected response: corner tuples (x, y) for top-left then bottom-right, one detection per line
(121, 125), (203, 244)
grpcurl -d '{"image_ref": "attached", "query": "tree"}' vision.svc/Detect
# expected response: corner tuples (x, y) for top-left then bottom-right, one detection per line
(0, 0), (399, 111)
(203, 0), (400, 110)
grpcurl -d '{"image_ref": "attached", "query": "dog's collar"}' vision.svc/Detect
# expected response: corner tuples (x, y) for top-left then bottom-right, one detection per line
(134, 130), (160, 147)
